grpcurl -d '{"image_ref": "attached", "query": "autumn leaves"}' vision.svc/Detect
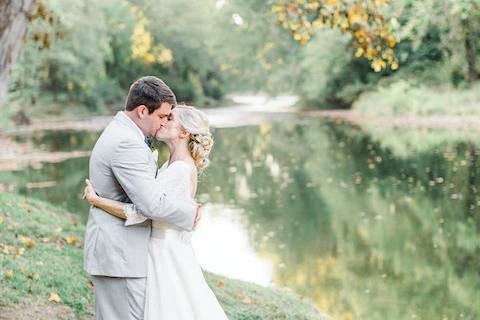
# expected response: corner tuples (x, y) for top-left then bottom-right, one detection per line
(272, 0), (399, 72)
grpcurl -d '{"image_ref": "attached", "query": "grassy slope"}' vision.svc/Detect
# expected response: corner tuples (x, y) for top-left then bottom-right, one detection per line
(0, 192), (326, 319)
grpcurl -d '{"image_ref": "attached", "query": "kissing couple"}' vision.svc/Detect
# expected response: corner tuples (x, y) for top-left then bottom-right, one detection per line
(82, 76), (228, 319)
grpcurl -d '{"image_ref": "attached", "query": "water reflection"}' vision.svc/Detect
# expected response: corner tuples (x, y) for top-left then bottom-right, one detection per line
(0, 120), (479, 319)
(192, 204), (274, 286)
(201, 121), (480, 319)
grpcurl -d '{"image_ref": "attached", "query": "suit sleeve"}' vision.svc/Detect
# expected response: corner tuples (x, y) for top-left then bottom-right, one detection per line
(111, 139), (196, 231)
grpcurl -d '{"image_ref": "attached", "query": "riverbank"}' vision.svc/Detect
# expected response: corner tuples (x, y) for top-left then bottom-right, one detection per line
(0, 191), (326, 319)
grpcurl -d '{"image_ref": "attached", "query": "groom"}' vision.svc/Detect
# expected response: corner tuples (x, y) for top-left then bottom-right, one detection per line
(84, 76), (200, 320)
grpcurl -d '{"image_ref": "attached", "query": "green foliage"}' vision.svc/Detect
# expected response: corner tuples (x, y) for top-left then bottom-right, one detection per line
(295, 29), (379, 108)
(354, 80), (480, 117)
(5, 0), (480, 114)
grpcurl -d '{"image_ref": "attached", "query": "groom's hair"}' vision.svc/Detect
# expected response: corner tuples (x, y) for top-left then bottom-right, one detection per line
(125, 76), (177, 114)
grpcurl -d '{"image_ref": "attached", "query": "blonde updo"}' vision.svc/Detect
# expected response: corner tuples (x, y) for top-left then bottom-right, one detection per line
(174, 105), (213, 171)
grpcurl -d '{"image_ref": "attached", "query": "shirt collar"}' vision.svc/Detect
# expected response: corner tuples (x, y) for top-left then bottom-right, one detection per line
(117, 111), (146, 141)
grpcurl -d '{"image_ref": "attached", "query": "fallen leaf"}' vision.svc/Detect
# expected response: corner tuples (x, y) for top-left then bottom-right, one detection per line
(18, 236), (30, 244)
(216, 279), (225, 287)
(5, 270), (14, 278)
(48, 292), (62, 303)
(2, 245), (14, 254)
(26, 239), (35, 248)
(87, 281), (94, 289)
(16, 247), (25, 256)
(64, 236), (78, 245)
(28, 273), (41, 280)
(242, 296), (252, 304)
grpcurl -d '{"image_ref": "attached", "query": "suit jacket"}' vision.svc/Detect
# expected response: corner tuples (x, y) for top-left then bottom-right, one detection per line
(84, 111), (196, 277)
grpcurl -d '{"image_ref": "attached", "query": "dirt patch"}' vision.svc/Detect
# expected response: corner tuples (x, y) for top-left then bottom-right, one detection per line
(0, 297), (93, 320)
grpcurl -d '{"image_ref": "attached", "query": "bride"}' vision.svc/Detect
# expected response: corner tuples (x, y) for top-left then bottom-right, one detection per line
(83, 105), (228, 320)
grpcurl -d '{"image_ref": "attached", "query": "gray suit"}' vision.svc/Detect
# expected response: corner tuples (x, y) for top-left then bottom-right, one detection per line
(84, 111), (196, 319)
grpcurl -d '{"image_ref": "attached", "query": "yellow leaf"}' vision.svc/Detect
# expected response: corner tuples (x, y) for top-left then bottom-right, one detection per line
(19, 236), (32, 245)
(387, 38), (396, 47)
(48, 293), (62, 303)
(354, 48), (364, 58)
(216, 279), (225, 287)
(5, 270), (14, 278)
(65, 236), (78, 245)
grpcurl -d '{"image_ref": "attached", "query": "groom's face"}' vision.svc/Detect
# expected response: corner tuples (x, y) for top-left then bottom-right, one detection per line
(141, 102), (173, 137)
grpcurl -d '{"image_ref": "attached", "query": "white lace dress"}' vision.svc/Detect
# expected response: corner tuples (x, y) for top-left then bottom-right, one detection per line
(124, 160), (228, 320)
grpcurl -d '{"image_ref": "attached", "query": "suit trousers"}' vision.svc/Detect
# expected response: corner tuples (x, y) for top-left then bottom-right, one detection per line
(90, 275), (146, 320)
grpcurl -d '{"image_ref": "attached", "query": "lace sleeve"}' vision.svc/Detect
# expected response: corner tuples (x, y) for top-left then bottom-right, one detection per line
(124, 203), (148, 226)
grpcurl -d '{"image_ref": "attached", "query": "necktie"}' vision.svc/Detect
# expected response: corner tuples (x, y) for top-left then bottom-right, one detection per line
(144, 137), (153, 148)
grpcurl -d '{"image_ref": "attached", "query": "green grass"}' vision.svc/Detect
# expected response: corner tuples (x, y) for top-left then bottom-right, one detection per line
(0, 192), (325, 319)
(353, 80), (480, 117)
(0, 192), (91, 314)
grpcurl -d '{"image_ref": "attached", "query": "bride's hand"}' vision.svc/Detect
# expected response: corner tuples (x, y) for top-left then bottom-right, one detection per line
(82, 179), (99, 205)
(193, 203), (202, 229)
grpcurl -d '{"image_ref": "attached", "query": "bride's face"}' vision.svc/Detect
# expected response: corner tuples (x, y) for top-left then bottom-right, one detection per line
(155, 110), (186, 142)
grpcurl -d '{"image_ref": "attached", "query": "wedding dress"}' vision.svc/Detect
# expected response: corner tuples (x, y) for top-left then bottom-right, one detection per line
(124, 160), (229, 320)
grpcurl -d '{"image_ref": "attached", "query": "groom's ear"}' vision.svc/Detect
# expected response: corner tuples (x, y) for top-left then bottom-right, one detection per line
(136, 105), (148, 118)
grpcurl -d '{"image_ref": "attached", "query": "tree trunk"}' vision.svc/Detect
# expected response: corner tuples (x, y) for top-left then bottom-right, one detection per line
(463, 19), (478, 86)
(0, 0), (34, 107)
(465, 36), (478, 85)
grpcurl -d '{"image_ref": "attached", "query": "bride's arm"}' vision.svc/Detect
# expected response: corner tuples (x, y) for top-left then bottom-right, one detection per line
(82, 179), (126, 219)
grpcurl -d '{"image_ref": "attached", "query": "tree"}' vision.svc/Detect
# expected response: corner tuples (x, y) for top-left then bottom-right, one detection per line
(272, 0), (400, 72)
(0, 0), (34, 106)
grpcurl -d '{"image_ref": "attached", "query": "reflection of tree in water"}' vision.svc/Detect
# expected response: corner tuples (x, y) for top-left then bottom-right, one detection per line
(201, 122), (480, 320)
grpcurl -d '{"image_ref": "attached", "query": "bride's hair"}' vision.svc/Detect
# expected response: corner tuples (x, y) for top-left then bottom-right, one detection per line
(175, 105), (213, 171)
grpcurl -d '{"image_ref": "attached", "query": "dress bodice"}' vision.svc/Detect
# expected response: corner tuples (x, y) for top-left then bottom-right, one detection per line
(123, 159), (195, 238)
(151, 160), (193, 235)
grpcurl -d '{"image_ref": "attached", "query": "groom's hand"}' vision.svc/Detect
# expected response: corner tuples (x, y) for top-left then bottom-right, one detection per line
(193, 203), (202, 229)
